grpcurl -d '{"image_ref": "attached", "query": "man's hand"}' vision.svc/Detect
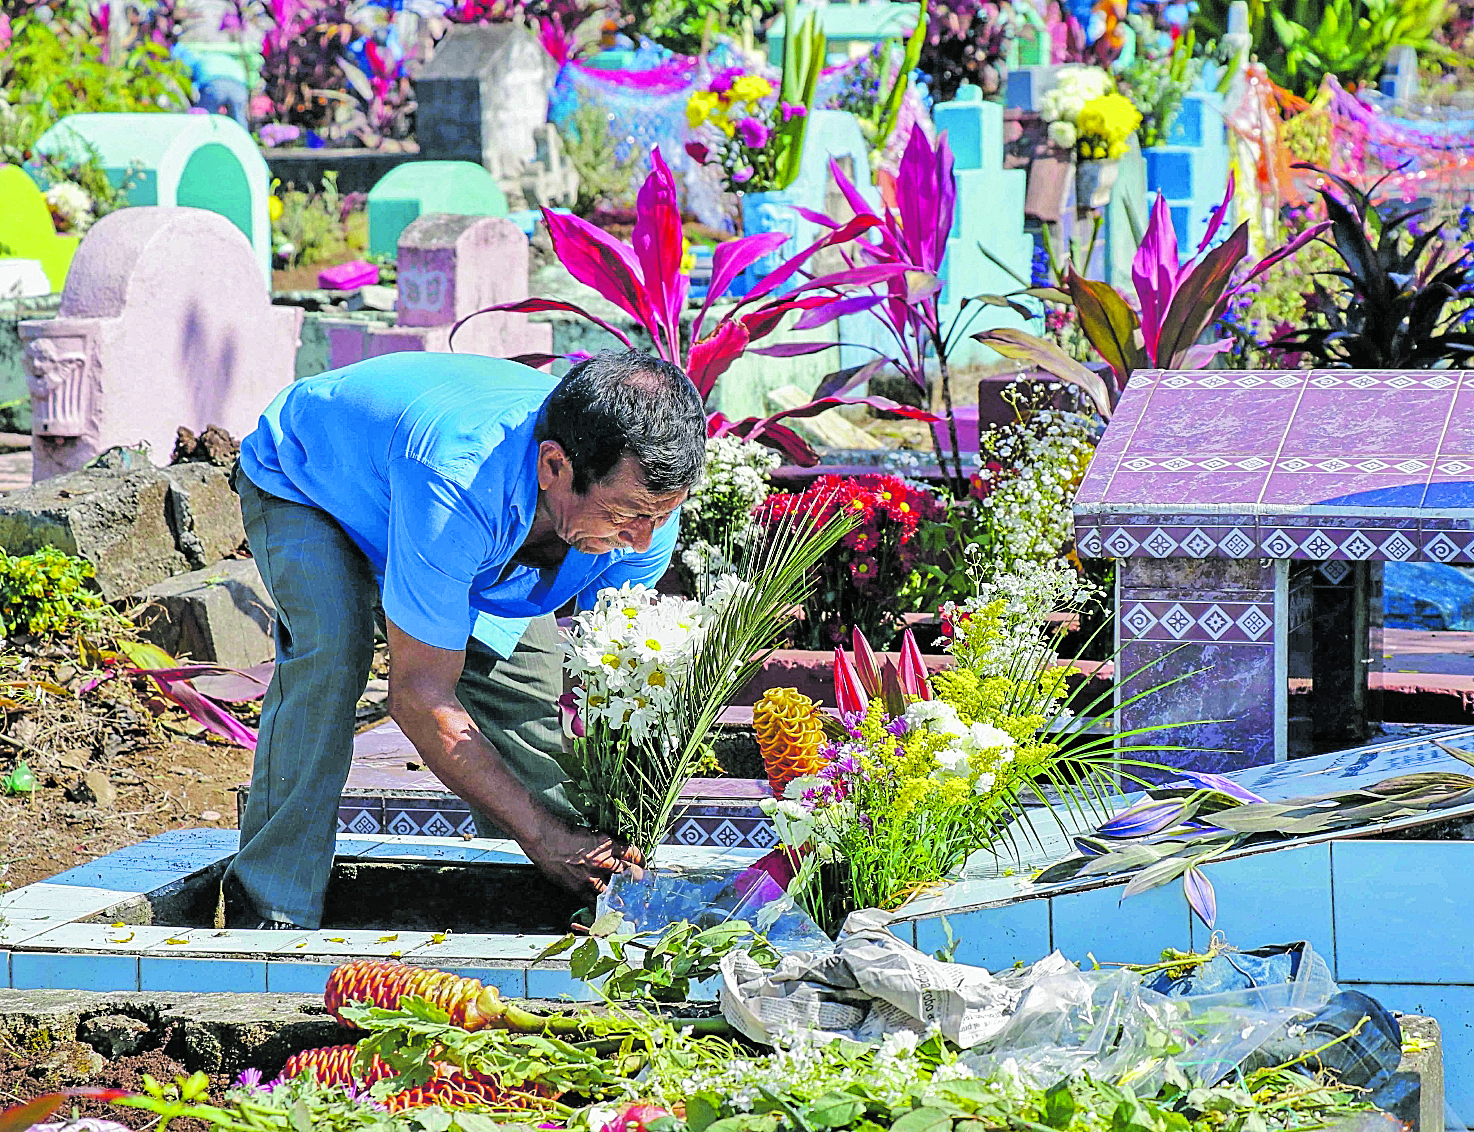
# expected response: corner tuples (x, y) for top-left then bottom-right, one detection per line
(526, 824), (644, 896)
(386, 619), (638, 896)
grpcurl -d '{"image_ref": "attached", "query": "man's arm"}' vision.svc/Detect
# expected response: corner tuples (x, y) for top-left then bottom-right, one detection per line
(384, 618), (641, 895)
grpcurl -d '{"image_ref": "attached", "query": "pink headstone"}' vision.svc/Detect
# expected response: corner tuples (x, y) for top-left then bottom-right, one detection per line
(19, 207), (303, 482)
(325, 213), (551, 368)
(318, 259), (379, 290)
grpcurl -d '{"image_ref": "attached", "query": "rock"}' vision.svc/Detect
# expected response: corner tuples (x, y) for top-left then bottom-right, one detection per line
(82, 768), (115, 808)
(172, 425), (240, 468)
(0, 465), (188, 600)
(78, 1013), (152, 1057)
(134, 557), (276, 667)
(161, 461), (247, 570)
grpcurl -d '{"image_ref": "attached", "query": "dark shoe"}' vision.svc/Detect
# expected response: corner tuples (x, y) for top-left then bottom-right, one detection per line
(222, 872), (303, 930)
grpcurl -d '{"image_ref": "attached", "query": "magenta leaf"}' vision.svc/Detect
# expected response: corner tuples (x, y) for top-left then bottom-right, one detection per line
(850, 628), (882, 697)
(898, 628), (933, 699)
(542, 208), (656, 332)
(451, 298), (633, 351)
(749, 341), (841, 357)
(812, 356), (891, 401)
(1097, 799), (1187, 838)
(687, 320), (751, 398)
(1179, 339), (1234, 368)
(727, 419), (819, 465)
(151, 675), (258, 748)
(696, 231), (792, 337)
(1132, 193), (1181, 359)
(833, 646), (868, 716)
(738, 214), (884, 307)
(1194, 169), (1236, 257)
(762, 394), (940, 423)
(1183, 865), (1217, 928)
(509, 352), (563, 369)
(1237, 221), (1332, 289)
(792, 294), (890, 330)
(632, 147), (687, 359)
(1169, 770), (1267, 805)
(740, 296), (834, 342)
(827, 156), (882, 225)
(790, 205), (843, 229)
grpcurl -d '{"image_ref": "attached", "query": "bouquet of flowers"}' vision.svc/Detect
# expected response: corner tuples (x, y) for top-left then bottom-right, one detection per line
(1039, 64), (1116, 152)
(759, 474), (945, 649)
(762, 561), (1166, 933)
(676, 435), (780, 595)
(686, 68), (809, 193)
(558, 499), (854, 856)
(1073, 91), (1142, 160)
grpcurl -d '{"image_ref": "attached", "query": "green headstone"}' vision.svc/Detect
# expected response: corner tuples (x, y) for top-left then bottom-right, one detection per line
(0, 165), (80, 292)
(31, 113), (272, 282)
(366, 161), (509, 257)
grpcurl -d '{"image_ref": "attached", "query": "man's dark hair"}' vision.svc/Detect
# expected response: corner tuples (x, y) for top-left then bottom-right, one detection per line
(535, 349), (706, 494)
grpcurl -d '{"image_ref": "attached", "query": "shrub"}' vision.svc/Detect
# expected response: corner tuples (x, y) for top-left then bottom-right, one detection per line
(0, 547), (107, 638)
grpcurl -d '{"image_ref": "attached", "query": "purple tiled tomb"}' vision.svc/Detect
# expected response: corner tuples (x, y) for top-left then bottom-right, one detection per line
(1074, 369), (1474, 770)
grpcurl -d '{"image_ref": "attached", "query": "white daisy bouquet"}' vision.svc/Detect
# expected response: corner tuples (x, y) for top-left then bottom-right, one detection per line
(558, 501), (855, 855)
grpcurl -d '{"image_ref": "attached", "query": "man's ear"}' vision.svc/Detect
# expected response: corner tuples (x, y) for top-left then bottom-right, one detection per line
(538, 440), (571, 490)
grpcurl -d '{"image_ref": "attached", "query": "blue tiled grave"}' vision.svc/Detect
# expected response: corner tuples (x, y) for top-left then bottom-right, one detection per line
(0, 828), (767, 999)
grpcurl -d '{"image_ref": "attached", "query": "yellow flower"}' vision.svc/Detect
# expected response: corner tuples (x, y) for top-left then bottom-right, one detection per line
(730, 74), (774, 103)
(268, 195), (284, 223)
(680, 236), (694, 275)
(686, 91), (722, 128)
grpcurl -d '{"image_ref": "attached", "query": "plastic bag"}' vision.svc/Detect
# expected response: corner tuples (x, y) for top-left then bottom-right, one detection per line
(597, 861), (832, 955)
(964, 941), (1400, 1092)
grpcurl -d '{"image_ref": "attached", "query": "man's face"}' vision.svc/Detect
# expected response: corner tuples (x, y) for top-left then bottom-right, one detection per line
(538, 442), (687, 555)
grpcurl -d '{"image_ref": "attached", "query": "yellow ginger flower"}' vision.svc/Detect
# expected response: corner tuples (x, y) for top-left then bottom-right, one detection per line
(686, 91), (722, 128)
(753, 687), (827, 799)
(730, 74), (774, 104)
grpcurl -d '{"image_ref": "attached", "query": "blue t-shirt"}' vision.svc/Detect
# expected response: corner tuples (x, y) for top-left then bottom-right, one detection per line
(239, 353), (679, 657)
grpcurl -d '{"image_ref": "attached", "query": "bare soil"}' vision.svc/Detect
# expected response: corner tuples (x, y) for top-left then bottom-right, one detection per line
(0, 1036), (232, 1131)
(0, 637), (389, 893)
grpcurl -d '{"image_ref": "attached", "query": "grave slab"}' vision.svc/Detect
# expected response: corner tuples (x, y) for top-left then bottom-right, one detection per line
(367, 161), (508, 257)
(30, 114), (273, 281)
(415, 24), (558, 197)
(18, 207), (301, 482)
(134, 557), (275, 666)
(324, 213), (550, 366)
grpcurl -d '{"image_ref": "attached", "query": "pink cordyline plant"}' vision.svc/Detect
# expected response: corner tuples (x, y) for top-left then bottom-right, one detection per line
(456, 147), (939, 465)
(978, 175), (1330, 396)
(798, 128), (1112, 492)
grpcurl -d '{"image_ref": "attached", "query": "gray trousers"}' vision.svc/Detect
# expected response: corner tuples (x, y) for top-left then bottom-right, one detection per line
(226, 472), (576, 928)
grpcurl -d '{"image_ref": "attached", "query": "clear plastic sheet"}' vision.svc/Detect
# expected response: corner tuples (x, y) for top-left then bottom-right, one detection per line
(597, 862), (833, 955)
(963, 941), (1400, 1092)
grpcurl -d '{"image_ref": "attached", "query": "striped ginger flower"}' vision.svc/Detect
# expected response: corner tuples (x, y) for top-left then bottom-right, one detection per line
(753, 687), (827, 799)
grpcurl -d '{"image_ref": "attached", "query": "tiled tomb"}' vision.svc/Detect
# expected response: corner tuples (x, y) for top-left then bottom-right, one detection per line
(261, 720), (778, 851)
(1075, 368), (1474, 769)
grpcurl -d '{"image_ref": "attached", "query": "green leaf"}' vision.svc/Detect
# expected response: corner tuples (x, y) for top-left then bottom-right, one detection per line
(289, 1099), (314, 1132)
(1042, 1082), (1076, 1130)
(1121, 855), (1189, 900)
(533, 934), (579, 961)
(686, 1093), (724, 1132)
(890, 1107), (955, 1132)
(590, 911), (626, 937)
(807, 1093), (867, 1128)
(1065, 268), (1146, 383)
(971, 328), (1114, 419)
(453, 1115), (503, 1132)
(569, 938), (602, 979)
(415, 1108), (453, 1132)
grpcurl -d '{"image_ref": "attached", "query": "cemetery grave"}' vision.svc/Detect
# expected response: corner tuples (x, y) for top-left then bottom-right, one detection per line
(8, 0), (1474, 1129)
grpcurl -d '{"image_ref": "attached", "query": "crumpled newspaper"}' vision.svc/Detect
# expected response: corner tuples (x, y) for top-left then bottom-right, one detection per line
(720, 908), (1076, 1048)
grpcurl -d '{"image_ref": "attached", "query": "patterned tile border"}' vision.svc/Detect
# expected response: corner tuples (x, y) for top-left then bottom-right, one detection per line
(329, 793), (776, 849)
(1078, 516), (1474, 563)
(1118, 598), (1274, 644)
